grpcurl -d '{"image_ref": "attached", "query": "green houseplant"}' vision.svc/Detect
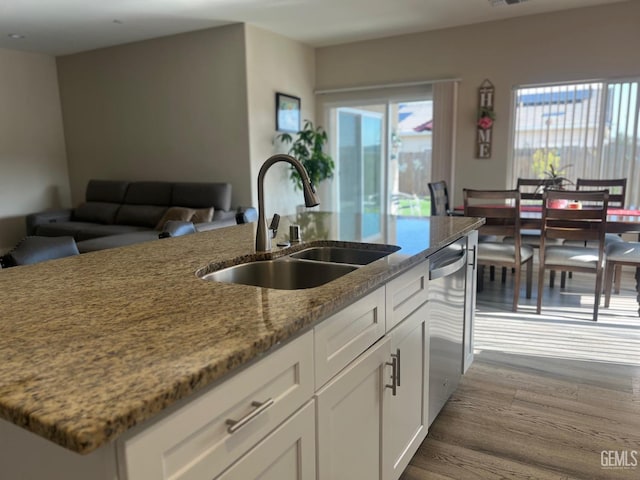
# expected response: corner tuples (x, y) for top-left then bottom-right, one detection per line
(275, 120), (335, 190)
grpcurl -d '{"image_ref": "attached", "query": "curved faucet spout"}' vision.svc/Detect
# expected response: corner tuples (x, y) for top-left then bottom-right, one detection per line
(256, 154), (320, 252)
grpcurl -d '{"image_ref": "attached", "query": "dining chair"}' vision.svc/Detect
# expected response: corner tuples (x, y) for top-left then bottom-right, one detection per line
(504, 178), (565, 248)
(536, 189), (609, 321)
(428, 180), (455, 216)
(603, 241), (640, 308)
(464, 189), (534, 312)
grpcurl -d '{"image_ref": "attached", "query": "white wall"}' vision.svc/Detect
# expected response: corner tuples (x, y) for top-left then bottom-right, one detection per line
(245, 25), (316, 217)
(0, 48), (70, 251)
(56, 24), (253, 208)
(315, 1), (640, 205)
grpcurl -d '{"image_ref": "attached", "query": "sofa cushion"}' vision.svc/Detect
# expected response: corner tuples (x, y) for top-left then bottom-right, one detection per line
(124, 181), (173, 206)
(77, 231), (160, 253)
(115, 204), (168, 228)
(155, 206), (196, 230)
(34, 221), (101, 239)
(76, 224), (150, 242)
(171, 182), (231, 211)
(73, 202), (120, 224)
(192, 207), (214, 223)
(86, 180), (129, 203)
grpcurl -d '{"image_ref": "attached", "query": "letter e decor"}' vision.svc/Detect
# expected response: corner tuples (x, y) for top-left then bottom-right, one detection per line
(476, 79), (495, 159)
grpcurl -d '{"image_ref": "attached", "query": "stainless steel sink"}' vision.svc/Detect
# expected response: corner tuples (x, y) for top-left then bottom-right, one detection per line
(290, 245), (399, 265)
(200, 258), (357, 290)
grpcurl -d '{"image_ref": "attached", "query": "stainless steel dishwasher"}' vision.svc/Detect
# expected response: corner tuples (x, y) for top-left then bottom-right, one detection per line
(428, 237), (467, 426)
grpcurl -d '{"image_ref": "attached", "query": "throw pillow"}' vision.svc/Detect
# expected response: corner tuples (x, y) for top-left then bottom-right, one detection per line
(155, 206), (196, 230)
(191, 207), (214, 223)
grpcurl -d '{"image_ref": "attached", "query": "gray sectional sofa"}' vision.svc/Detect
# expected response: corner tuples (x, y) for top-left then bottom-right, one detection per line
(26, 180), (256, 252)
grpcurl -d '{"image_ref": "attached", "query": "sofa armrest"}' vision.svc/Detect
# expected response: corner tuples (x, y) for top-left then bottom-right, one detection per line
(236, 206), (258, 224)
(26, 209), (73, 235)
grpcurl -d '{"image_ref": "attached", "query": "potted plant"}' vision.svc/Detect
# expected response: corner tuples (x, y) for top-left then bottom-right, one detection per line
(539, 162), (574, 208)
(275, 120), (335, 191)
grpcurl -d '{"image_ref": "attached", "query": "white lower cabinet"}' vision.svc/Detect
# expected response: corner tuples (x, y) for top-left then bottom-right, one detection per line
(316, 336), (391, 480)
(382, 302), (429, 480)
(217, 400), (316, 480)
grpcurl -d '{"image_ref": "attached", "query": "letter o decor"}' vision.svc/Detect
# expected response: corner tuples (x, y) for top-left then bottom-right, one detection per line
(476, 79), (495, 159)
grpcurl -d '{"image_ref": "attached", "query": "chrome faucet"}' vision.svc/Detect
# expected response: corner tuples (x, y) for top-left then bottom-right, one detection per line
(256, 154), (320, 251)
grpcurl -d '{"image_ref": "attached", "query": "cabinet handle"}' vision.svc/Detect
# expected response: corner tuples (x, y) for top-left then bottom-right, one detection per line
(385, 356), (398, 396)
(394, 349), (401, 387)
(225, 398), (274, 433)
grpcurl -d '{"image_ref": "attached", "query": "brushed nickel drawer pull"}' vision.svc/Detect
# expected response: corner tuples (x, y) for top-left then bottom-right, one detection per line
(385, 356), (398, 396)
(225, 398), (274, 433)
(394, 349), (401, 386)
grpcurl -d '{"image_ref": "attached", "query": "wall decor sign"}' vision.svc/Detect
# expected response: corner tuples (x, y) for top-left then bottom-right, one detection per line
(476, 79), (495, 159)
(276, 92), (301, 133)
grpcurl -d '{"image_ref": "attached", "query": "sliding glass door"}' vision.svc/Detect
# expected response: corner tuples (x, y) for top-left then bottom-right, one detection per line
(329, 98), (434, 241)
(337, 108), (384, 241)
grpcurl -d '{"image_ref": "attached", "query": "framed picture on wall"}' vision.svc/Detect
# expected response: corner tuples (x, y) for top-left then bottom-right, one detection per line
(276, 92), (301, 133)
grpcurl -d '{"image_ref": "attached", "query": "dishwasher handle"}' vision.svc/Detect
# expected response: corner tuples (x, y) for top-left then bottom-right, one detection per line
(429, 248), (468, 280)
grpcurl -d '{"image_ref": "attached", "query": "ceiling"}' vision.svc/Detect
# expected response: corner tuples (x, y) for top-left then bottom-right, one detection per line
(0, 0), (629, 56)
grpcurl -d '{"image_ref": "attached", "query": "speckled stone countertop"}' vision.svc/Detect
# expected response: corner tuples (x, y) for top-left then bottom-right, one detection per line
(0, 212), (482, 454)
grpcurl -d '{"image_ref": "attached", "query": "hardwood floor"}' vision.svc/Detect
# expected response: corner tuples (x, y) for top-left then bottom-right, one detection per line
(402, 266), (640, 479)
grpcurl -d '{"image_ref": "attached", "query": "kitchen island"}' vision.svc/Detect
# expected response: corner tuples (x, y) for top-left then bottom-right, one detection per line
(0, 212), (483, 479)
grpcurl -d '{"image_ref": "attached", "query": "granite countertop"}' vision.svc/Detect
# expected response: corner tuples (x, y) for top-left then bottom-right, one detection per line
(0, 212), (483, 454)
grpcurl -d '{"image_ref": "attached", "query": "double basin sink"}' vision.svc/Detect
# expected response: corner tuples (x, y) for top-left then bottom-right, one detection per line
(199, 243), (400, 290)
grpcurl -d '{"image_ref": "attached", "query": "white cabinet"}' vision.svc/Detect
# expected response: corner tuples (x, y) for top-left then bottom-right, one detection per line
(118, 330), (314, 480)
(314, 287), (386, 389)
(217, 400), (316, 480)
(316, 259), (430, 480)
(382, 303), (429, 480)
(463, 230), (478, 373)
(316, 336), (391, 480)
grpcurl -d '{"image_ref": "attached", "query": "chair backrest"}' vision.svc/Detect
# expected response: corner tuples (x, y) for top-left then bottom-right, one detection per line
(428, 181), (451, 216)
(576, 178), (626, 207)
(541, 190), (609, 244)
(464, 189), (524, 262)
(516, 177), (563, 201)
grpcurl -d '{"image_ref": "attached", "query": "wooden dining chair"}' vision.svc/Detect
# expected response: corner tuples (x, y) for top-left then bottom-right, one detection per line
(603, 241), (640, 308)
(464, 189), (534, 312)
(536, 189), (609, 321)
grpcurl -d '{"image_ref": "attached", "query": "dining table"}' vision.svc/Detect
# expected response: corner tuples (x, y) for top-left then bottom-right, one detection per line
(455, 204), (640, 315)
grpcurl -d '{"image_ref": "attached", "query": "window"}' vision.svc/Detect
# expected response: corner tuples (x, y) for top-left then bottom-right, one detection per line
(511, 80), (640, 207)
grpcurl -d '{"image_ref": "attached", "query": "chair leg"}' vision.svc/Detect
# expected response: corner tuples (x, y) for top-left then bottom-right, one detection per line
(501, 267), (507, 284)
(593, 268), (604, 322)
(525, 258), (533, 299)
(614, 264), (622, 294)
(550, 270), (555, 288)
(536, 265), (545, 315)
(512, 265), (521, 312)
(560, 271), (567, 289)
(490, 266), (495, 281)
(477, 265), (485, 292)
(604, 261), (615, 308)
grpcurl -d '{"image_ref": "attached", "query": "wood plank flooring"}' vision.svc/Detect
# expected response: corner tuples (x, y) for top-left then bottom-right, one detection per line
(402, 266), (640, 480)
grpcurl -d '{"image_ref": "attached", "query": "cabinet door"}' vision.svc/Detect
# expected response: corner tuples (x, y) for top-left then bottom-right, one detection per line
(316, 337), (391, 480)
(463, 230), (478, 373)
(216, 400), (316, 480)
(383, 303), (429, 480)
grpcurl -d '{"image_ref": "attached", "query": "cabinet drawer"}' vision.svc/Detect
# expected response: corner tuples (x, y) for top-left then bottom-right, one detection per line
(118, 330), (314, 480)
(217, 400), (316, 480)
(314, 287), (385, 389)
(385, 260), (429, 332)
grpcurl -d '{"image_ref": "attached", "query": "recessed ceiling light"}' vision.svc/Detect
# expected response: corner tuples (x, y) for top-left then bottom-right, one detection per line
(8, 33), (25, 39)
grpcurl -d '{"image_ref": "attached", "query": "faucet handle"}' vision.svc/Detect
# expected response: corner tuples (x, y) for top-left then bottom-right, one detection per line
(269, 214), (280, 238)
